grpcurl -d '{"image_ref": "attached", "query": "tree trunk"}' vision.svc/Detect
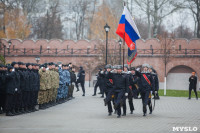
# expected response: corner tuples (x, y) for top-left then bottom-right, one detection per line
(153, 0), (158, 38)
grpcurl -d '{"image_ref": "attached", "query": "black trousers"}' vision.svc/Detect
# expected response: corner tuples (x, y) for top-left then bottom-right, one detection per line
(93, 81), (99, 95)
(141, 90), (150, 113)
(114, 90), (125, 116)
(5, 93), (14, 112)
(80, 82), (85, 94)
(0, 92), (6, 111)
(189, 88), (198, 98)
(105, 91), (113, 113)
(14, 92), (23, 109)
(33, 91), (39, 106)
(22, 91), (30, 108)
(128, 91), (134, 112)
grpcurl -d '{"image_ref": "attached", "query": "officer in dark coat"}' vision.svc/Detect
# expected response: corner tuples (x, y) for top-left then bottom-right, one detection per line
(102, 64), (114, 116)
(112, 65), (129, 118)
(5, 65), (16, 116)
(76, 66), (86, 96)
(149, 66), (159, 99)
(128, 67), (140, 114)
(92, 68), (102, 96)
(26, 63), (35, 112)
(0, 64), (7, 114)
(135, 64), (155, 116)
(11, 62), (21, 115)
(32, 64), (40, 110)
(188, 72), (198, 100)
(18, 62), (27, 114)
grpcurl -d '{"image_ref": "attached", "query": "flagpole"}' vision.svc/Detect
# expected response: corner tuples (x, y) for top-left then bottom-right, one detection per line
(123, 2), (126, 71)
(123, 33), (125, 71)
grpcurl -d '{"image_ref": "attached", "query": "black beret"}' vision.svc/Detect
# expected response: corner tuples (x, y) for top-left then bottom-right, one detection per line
(105, 64), (112, 69)
(55, 64), (58, 67)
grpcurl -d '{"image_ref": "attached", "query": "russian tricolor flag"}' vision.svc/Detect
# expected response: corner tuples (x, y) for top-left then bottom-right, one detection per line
(116, 6), (141, 64)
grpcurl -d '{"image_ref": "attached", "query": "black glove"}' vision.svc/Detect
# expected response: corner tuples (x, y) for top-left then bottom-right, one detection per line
(66, 83), (69, 86)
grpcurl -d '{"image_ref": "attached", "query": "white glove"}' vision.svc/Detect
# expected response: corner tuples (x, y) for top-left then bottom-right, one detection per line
(136, 68), (140, 71)
(15, 88), (18, 92)
(155, 91), (158, 94)
(12, 68), (15, 72)
(100, 71), (104, 74)
(150, 91), (153, 95)
(125, 93), (128, 96)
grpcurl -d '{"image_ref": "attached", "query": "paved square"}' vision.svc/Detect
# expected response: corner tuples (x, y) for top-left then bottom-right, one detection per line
(0, 88), (200, 133)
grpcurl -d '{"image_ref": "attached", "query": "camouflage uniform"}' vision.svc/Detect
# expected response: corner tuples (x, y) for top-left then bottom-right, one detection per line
(52, 69), (59, 101)
(38, 69), (47, 105)
(57, 67), (64, 100)
(46, 70), (51, 103)
(63, 69), (71, 98)
(48, 69), (54, 102)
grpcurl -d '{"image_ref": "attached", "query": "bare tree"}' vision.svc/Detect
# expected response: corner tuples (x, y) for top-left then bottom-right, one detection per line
(187, 0), (200, 38)
(157, 32), (174, 95)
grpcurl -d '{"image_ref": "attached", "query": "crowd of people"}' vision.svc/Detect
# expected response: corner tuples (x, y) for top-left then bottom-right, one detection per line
(92, 64), (159, 118)
(0, 62), (86, 116)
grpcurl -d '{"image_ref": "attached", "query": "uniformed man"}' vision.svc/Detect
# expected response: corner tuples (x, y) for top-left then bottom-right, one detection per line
(76, 66), (85, 96)
(128, 67), (140, 114)
(0, 64), (6, 114)
(38, 64), (48, 109)
(188, 72), (198, 100)
(5, 65), (16, 116)
(92, 68), (102, 96)
(135, 64), (155, 116)
(103, 64), (114, 116)
(11, 62), (21, 115)
(112, 65), (129, 118)
(149, 66), (159, 99)
(68, 66), (76, 99)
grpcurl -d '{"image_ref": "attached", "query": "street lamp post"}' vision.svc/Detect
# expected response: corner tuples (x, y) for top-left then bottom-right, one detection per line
(104, 23), (110, 65)
(118, 39), (122, 65)
(35, 56), (40, 64)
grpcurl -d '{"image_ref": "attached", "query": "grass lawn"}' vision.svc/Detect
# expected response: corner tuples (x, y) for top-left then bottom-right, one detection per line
(158, 89), (200, 98)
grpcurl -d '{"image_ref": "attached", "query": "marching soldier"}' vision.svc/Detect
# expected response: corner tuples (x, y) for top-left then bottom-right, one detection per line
(76, 66), (85, 96)
(103, 64), (114, 116)
(149, 66), (159, 99)
(128, 67), (139, 114)
(135, 64), (155, 116)
(112, 65), (129, 118)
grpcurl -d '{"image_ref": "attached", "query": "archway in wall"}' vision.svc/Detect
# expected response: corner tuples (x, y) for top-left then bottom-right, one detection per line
(167, 65), (198, 90)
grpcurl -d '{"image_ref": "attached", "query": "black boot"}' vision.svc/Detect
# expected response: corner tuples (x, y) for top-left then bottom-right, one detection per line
(108, 112), (112, 116)
(92, 94), (96, 96)
(0, 109), (3, 114)
(104, 99), (107, 106)
(11, 109), (17, 115)
(6, 111), (14, 116)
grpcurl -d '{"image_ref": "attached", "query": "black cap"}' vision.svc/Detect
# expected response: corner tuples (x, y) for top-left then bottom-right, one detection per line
(11, 62), (17, 67)
(26, 63), (31, 67)
(7, 66), (13, 71)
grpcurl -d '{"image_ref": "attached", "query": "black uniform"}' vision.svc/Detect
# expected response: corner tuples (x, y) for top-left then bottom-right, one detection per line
(152, 73), (159, 99)
(103, 70), (114, 114)
(189, 76), (198, 99)
(129, 73), (139, 113)
(13, 68), (22, 114)
(32, 69), (40, 108)
(112, 72), (129, 117)
(76, 67), (85, 96)
(0, 69), (6, 113)
(136, 71), (155, 116)
(5, 67), (16, 115)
